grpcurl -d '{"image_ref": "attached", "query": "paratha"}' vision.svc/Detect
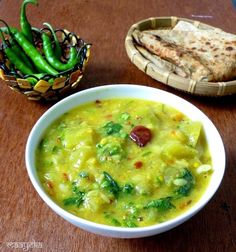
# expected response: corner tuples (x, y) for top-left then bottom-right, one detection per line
(133, 29), (213, 81)
(135, 45), (188, 78)
(133, 21), (236, 82)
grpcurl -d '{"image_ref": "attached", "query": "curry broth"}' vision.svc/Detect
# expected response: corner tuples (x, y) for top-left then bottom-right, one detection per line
(36, 98), (212, 227)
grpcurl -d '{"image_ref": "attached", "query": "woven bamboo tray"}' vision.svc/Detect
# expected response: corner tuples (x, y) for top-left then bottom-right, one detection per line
(125, 16), (236, 96)
(0, 29), (90, 101)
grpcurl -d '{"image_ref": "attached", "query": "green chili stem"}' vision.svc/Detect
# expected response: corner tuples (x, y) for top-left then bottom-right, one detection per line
(43, 22), (62, 59)
(20, 0), (38, 44)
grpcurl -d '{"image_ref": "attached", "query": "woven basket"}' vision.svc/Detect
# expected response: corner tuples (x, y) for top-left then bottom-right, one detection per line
(0, 29), (90, 101)
(125, 16), (236, 96)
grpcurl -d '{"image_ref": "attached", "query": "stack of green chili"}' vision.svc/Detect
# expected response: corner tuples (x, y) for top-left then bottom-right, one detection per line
(0, 0), (89, 85)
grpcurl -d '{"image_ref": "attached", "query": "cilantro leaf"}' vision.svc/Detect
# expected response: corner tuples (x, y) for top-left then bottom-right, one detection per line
(175, 168), (195, 197)
(101, 171), (120, 197)
(145, 197), (175, 211)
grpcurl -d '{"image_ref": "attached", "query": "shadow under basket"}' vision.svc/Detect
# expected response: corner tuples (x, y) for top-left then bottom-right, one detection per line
(125, 16), (236, 97)
(0, 29), (90, 101)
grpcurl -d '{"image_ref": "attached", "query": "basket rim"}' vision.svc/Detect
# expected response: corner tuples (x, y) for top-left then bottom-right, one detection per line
(125, 16), (236, 96)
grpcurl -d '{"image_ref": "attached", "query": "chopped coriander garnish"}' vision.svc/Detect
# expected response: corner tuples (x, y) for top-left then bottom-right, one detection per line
(103, 121), (123, 136)
(122, 183), (134, 194)
(175, 168), (195, 197)
(101, 171), (120, 197)
(144, 197), (175, 211)
(63, 182), (85, 207)
(63, 195), (84, 207)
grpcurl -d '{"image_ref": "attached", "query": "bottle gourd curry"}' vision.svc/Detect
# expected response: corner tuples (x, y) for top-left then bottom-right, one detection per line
(36, 98), (212, 227)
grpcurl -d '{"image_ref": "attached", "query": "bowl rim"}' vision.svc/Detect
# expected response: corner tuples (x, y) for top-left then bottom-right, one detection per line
(25, 84), (226, 237)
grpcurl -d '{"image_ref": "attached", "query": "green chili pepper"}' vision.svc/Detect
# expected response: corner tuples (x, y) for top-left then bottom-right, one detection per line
(0, 23), (34, 70)
(9, 38), (34, 70)
(0, 30), (34, 75)
(42, 32), (80, 71)
(20, 0), (38, 44)
(3, 26), (59, 75)
(26, 76), (38, 85)
(26, 73), (49, 85)
(43, 22), (62, 59)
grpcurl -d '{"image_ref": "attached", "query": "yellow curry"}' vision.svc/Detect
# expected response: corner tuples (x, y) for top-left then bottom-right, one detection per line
(36, 98), (212, 227)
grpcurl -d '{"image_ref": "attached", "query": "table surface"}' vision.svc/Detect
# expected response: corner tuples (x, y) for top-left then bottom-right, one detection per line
(0, 0), (236, 251)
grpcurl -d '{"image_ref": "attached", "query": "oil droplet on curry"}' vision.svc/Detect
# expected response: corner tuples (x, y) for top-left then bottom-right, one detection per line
(36, 98), (212, 227)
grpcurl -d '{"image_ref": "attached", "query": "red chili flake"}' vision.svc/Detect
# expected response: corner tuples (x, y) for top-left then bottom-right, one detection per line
(130, 125), (152, 147)
(45, 181), (54, 196)
(179, 200), (192, 210)
(62, 172), (69, 181)
(46, 181), (53, 189)
(105, 114), (113, 119)
(134, 161), (143, 169)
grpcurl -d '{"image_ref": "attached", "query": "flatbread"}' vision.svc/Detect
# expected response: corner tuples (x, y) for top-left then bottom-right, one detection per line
(142, 21), (236, 82)
(133, 29), (213, 81)
(135, 45), (188, 78)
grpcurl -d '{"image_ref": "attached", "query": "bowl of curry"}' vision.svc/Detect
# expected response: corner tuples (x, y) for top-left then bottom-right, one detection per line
(25, 84), (225, 238)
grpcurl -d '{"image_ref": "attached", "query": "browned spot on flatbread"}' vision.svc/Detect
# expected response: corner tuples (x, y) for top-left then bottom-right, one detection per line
(213, 48), (218, 51)
(176, 51), (183, 57)
(226, 46), (234, 51)
(206, 42), (211, 45)
(198, 48), (207, 52)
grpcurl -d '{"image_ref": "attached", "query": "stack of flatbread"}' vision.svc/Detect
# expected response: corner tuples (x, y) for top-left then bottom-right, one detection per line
(132, 21), (236, 82)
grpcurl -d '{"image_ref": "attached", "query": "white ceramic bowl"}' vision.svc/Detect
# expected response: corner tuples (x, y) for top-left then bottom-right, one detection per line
(25, 84), (225, 238)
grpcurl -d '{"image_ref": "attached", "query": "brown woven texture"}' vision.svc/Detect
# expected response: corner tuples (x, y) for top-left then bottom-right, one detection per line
(0, 29), (90, 101)
(125, 16), (236, 96)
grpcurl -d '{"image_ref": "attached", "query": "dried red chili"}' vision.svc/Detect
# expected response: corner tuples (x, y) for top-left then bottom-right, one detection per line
(130, 125), (152, 147)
